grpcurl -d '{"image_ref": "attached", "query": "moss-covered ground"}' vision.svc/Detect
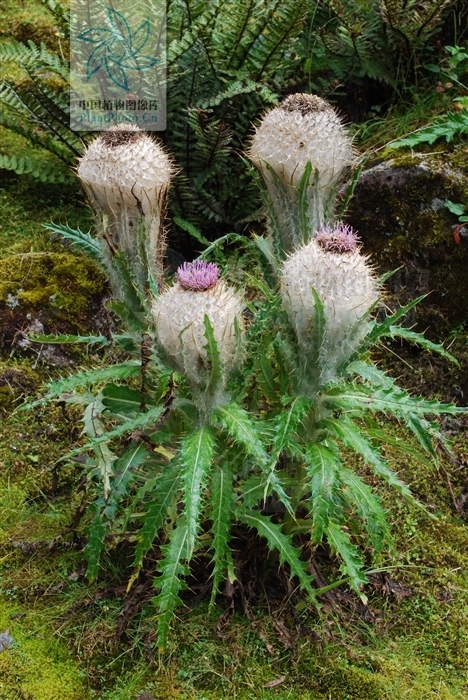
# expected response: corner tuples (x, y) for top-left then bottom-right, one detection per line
(2, 3), (468, 698)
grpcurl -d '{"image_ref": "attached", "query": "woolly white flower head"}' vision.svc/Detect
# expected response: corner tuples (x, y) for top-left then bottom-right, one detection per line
(280, 224), (379, 389)
(77, 124), (174, 216)
(249, 94), (353, 190)
(249, 94), (355, 249)
(152, 262), (244, 408)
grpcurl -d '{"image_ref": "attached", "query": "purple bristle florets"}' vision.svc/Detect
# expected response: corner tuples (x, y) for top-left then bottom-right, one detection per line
(316, 223), (360, 253)
(176, 260), (220, 291)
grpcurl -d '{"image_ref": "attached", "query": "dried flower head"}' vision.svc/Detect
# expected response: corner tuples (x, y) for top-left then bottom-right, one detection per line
(316, 223), (360, 253)
(176, 261), (220, 291)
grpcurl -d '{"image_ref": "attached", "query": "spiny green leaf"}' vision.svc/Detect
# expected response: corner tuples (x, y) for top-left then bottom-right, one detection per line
(297, 160), (313, 244)
(304, 442), (342, 540)
(210, 463), (235, 606)
(386, 326), (458, 364)
(364, 427), (434, 468)
(28, 333), (109, 345)
(65, 405), (165, 459)
(270, 396), (311, 462)
(340, 467), (392, 553)
(20, 361), (141, 409)
(325, 521), (367, 598)
(181, 425), (216, 557)
(346, 360), (396, 389)
(101, 384), (158, 417)
(44, 223), (104, 261)
(214, 402), (267, 465)
(323, 418), (423, 509)
(203, 315), (223, 401)
(324, 384), (467, 417)
(132, 459), (181, 577)
(365, 296), (426, 345)
(238, 510), (318, 605)
(153, 519), (190, 651)
(405, 413), (439, 459)
(84, 505), (106, 581)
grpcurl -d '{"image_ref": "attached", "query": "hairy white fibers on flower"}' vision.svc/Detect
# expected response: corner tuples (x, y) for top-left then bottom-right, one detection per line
(77, 124), (173, 216)
(281, 226), (379, 386)
(153, 263), (244, 405)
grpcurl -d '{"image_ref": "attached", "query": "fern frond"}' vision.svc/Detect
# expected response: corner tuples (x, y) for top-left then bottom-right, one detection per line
(0, 153), (73, 183)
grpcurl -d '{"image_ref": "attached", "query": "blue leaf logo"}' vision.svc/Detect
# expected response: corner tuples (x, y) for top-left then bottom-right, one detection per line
(77, 8), (158, 90)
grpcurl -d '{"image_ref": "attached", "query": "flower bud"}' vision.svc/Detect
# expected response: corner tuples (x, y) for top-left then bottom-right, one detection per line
(280, 224), (379, 389)
(152, 261), (244, 409)
(249, 94), (354, 251)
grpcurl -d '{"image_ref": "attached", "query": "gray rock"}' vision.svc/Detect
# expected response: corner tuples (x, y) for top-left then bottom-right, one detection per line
(0, 632), (14, 651)
(345, 145), (468, 334)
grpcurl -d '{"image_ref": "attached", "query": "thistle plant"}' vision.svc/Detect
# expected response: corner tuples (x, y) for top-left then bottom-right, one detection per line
(29, 101), (468, 650)
(248, 93), (354, 255)
(77, 124), (174, 299)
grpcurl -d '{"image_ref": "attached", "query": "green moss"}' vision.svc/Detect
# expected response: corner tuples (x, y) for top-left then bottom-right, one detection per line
(0, 600), (90, 700)
(0, 251), (106, 342)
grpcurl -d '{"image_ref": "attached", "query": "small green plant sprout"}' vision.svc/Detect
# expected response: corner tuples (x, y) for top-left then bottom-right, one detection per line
(28, 95), (468, 651)
(425, 45), (468, 92)
(248, 93), (354, 256)
(444, 199), (468, 223)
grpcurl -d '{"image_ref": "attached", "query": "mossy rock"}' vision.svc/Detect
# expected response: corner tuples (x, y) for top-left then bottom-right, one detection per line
(346, 143), (468, 335)
(0, 251), (106, 350)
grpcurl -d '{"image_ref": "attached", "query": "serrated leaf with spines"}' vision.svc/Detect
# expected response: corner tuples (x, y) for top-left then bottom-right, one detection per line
(44, 223), (104, 262)
(325, 521), (368, 598)
(323, 417), (424, 509)
(131, 459), (181, 582)
(153, 519), (190, 651)
(238, 509), (319, 605)
(210, 462), (235, 606)
(20, 362), (141, 410)
(339, 466), (392, 554)
(181, 425), (216, 557)
(303, 442), (342, 540)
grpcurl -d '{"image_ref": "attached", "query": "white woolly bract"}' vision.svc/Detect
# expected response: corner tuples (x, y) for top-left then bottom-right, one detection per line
(249, 98), (354, 192)
(77, 124), (173, 216)
(281, 239), (380, 386)
(152, 280), (244, 394)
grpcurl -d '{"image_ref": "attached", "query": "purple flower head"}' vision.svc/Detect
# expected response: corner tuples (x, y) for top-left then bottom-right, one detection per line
(176, 260), (220, 291)
(316, 223), (360, 254)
